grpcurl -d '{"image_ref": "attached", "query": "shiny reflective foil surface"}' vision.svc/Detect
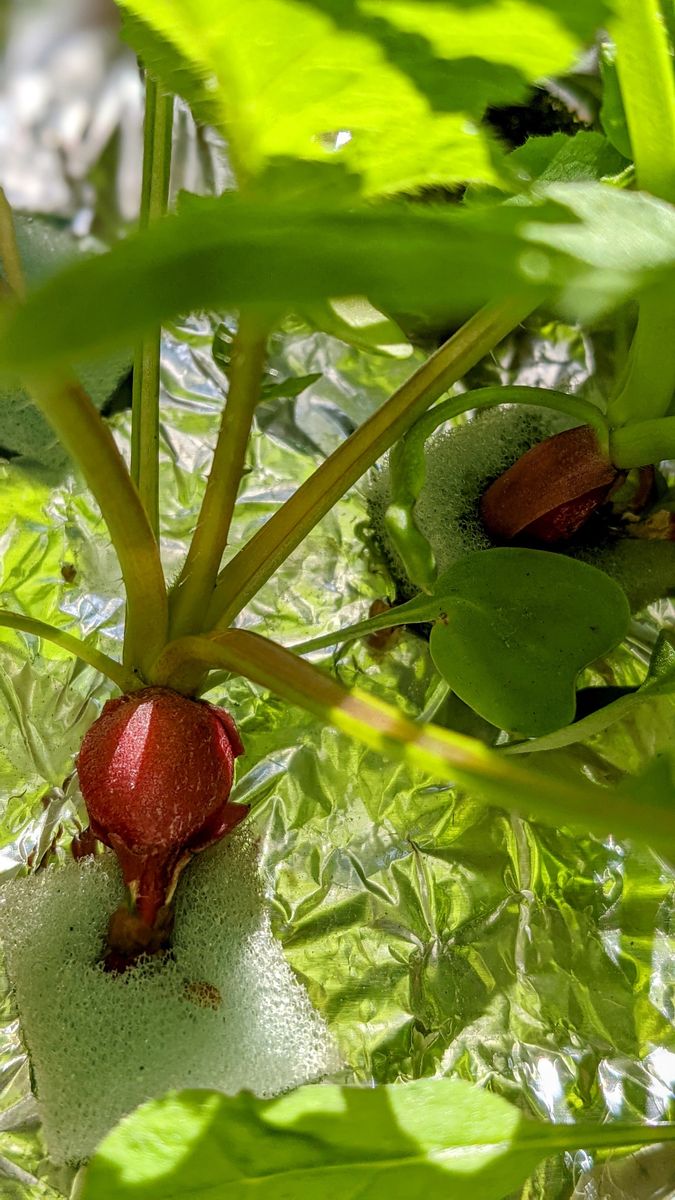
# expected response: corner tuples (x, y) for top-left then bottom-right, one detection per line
(0, 4), (673, 1199)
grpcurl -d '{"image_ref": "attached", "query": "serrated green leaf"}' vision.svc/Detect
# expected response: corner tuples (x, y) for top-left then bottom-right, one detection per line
(117, 0), (612, 195)
(429, 549), (630, 736)
(511, 130), (628, 185)
(80, 1080), (675, 1200)
(524, 181), (675, 318)
(530, 183), (675, 270)
(448, 131), (629, 220)
(79, 1081), (534, 1200)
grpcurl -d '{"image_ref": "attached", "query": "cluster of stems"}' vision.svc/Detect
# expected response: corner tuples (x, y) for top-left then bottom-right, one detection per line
(0, 0), (673, 850)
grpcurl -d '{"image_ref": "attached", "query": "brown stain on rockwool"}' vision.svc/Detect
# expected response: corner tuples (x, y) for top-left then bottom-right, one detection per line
(184, 979), (222, 1011)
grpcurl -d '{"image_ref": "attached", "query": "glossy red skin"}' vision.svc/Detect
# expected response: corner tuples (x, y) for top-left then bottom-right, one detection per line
(480, 425), (621, 543)
(77, 687), (246, 927)
(524, 485), (615, 543)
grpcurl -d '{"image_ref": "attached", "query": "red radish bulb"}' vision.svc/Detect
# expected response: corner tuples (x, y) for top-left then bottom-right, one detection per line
(480, 424), (622, 544)
(77, 687), (246, 929)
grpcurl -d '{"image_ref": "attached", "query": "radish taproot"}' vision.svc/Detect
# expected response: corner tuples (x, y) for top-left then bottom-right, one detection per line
(77, 687), (246, 948)
(480, 424), (622, 543)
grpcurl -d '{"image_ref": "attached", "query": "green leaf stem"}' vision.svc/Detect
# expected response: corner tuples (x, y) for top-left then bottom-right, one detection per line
(130, 74), (174, 539)
(149, 626), (674, 849)
(169, 314), (269, 639)
(607, 0), (675, 424)
(0, 194), (168, 675)
(209, 298), (535, 627)
(0, 610), (139, 692)
(22, 376), (168, 675)
(610, 414), (675, 465)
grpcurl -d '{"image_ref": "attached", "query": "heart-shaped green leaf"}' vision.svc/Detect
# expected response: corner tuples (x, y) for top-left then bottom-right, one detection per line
(429, 549), (630, 736)
(506, 631), (675, 754)
(291, 550), (631, 738)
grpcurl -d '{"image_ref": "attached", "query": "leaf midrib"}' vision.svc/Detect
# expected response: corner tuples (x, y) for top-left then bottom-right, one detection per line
(98, 1121), (675, 1199)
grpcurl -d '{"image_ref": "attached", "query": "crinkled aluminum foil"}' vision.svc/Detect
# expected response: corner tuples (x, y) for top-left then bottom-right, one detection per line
(0, 5), (674, 1199)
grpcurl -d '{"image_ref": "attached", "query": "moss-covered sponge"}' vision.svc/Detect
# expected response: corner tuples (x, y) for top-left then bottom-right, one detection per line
(368, 406), (560, 593)
(0, 830), (339, 1166)
(368, 406), (674, 611)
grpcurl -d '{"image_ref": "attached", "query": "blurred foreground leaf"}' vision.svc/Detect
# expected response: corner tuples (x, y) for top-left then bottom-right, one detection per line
(81, 1079), (675, 1200)
(4, 185), (675, 373)
(0, 217), (130, 467)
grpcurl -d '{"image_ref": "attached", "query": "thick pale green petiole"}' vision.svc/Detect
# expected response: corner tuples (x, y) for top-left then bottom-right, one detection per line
(607, 2), (675, 425)
(148, 628), (675, 852)
(24, 375), (169, 675)
(169, 315), (269, 640)
(0, 190), (168, 677)
(610, 415), (675, 465)
(607, 289), (675, 426)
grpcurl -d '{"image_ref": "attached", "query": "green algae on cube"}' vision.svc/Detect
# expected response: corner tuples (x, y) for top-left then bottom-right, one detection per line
(0, 829), (339, 1165)
(367, 406), (559, 596)
(367, 406), (674, 612)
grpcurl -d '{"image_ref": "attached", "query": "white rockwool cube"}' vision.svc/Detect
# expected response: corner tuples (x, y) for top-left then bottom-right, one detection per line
(0, 827), (339, 1165)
